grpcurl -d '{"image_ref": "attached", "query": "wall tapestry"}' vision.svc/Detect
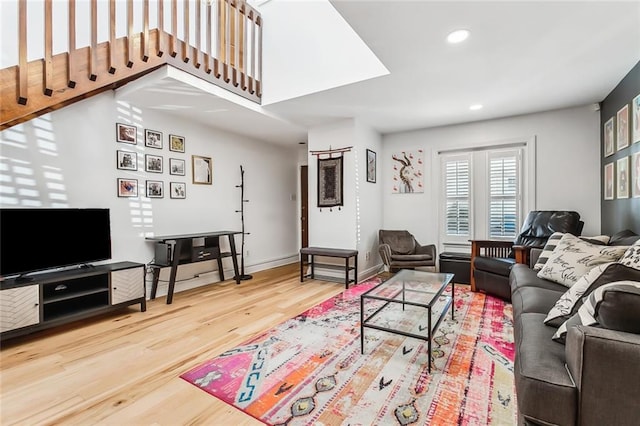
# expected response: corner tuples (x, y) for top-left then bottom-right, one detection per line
(392, 149), (424, 193)
(317, 156), (343, 209)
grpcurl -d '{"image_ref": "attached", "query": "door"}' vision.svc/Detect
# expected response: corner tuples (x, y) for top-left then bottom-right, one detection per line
(301, 165), (309, 260)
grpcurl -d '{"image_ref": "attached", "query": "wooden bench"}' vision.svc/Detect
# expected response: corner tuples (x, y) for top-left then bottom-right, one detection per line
(300, 247), (358, 288)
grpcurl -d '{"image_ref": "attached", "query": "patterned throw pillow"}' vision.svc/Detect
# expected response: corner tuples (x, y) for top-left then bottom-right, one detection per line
(533, 233), (610, 271)
(552, 281), (640, 343)
(536, 233), (628, 287)
(618, 238), (640, 268)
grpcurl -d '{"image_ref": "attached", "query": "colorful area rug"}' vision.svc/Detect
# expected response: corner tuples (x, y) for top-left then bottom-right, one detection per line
(181, 278), (516, 425)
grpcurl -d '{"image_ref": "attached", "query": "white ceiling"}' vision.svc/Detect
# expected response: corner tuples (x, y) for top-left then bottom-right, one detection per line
(118, 1), (640, 146)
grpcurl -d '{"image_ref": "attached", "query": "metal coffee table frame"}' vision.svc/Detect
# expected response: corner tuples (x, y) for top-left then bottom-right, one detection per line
(360, 269), (454, 373)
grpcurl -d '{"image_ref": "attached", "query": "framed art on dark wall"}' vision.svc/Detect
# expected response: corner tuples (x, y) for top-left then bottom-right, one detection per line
(117, 150), (137, 170)
(366, 149), (376, 183)
(617, 156), (629, 199)
(633, 93), (640, 144)
(604, 162), (614, 200)
(604, 117), (615, 157)
(616, 105), (629, 151)
(116, 123), (137, 144)
(170, 182), (187, 199)
(118, 178), (138, 197)
(632, 151), (640, 198)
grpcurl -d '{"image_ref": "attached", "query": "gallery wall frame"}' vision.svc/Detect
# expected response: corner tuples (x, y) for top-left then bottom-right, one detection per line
(366, 149), (376, 183)
(117, 150), (137, 171)
(604, 162), (614, 200)
(117, 178), (138, 197)
(616, 105), (629, 151)
(145, 129), (163, 149)
(633, 93), (640, 144)
(116, 123), (137, 144)
(169, 158), (186, 176)
(170, 182), (187, 199)
(146, 180), (164, 198)
(617, 156), (629, 199)
(170, 134), (186, 152)
(632, 151), (640, 198)
(192, 155), (212, 185)
(604, 117), (615, 157)
(145, 154), (163, 173)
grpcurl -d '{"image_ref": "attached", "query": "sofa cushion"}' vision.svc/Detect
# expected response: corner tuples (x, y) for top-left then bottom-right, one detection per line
(473, 256), (515, 276)
(390, 254), (432, 261)
(515, 313), (577, 426)
(536, 233), (628, 287)
(533, 232), (610, 271)
(608, 229), (640, 246)
(510, 264), (569, 293)
(553, 281), (640, 343)
(385, 233), (416, 254)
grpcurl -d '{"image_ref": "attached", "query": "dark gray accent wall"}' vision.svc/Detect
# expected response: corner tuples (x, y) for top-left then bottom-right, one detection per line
(600, 61), (640, 235)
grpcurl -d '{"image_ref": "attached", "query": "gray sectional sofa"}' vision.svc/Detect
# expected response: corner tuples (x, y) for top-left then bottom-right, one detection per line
(509, 231), (640, 426)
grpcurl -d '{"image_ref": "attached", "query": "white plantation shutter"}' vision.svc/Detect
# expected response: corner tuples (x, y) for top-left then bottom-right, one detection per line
(489, 152), (520, 238)
(444, 157), (470, 236)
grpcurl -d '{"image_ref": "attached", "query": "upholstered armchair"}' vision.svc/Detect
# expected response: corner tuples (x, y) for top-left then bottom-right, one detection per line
(378, 230), (436, 272)
(470, 211), (583, 301)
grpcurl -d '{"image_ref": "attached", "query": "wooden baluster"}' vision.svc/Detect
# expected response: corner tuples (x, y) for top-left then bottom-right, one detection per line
(204, 0), (212, 74)
(67, 0), (77, 88)
(18, 0), (28, 104)
(194, 0), (201, 68)
(214, 0), (222, 78)
(170, 0), (177, 57)
(224, 0), (230, 82)
(89, 0), (97, 81)
(108, 0), (116, 73)
(157, 0), (164, 57)
(248, 9), (254, 94)
(240, 3), (246, 90)
(44, 0), (53, 96)
(182, 0), (190, 63)
(232, 0), (238, 86)
(141, 0), (149, 61)
(127, 0), (134, 67)
(256, 14), (262, 97)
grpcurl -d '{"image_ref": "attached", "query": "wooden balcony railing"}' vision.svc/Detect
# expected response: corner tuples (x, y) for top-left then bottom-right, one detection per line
(0, 0), (262, 130)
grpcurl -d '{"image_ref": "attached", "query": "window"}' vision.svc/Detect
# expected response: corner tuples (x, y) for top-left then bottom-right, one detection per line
(444, 155), (470, 237)
(488, 151), (520, 239)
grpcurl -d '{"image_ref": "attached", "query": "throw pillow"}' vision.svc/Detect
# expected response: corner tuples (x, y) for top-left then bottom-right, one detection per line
(533, 233), (610, 271)
(536, 233), (628, 287)
(552, 281), (640, 343)
(543, 262), (640, 327)
(618, 238), (640, 269)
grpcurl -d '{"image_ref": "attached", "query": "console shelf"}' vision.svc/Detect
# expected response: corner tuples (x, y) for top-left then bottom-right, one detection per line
(0, 261), (146, 340)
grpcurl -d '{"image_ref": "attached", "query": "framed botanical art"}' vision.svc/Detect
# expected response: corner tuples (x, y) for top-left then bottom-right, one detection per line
(116, 150), (137, 171)
(146, 180), (164, 198)
(192, 155), (212, 184)
(632, 151), (640, 198)
(633, 93), (640, 144)
(317, 156), (343, 208)
(116, 123), (137, 144)
(169, 158), (186, 176)
(169, 134), (186, 153)
(392, 149), (424, 193)
(604, 117), (615, 157)
(170, 182), (187, 199)
(145, 129), (163, 149)
(366, 149), (376, 183)
(604, 162), (614, 200)
(617, 156), (629, 199)
(145, 154), (163, 173)
(617, 105), (629, 151)
(117, 178), (138, 197)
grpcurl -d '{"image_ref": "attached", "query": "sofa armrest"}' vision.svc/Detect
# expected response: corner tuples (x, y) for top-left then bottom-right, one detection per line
(378, 243), (392, 268)
(529, 248), (543, 268)
(511, 245), (532, 265)
(414, 243), (436, 258)
(565, 325), (640, 426)
(469, 240), (514, 292)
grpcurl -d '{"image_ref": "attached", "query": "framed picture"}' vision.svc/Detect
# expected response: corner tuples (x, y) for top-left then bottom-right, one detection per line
(632, 93), (640, 144)
(632, 151), (640, 198)
(366, 149), (376, 183)
(604, 117), (615, 157)
(392, 149), (424, 193)
(169, 134), (186, 153)
(146, 180), (164, 198)
(145, 154), (163, 173)
(116, 150), (137, 171)
(604, 162), (614, 201)
(116, 123), (137, 144)
(117, 178), (138, 197)
(317, 156), (343, 208)
(617, 156), (629, 199)
(170, 182), (187, 199)
(192, 155), (212, 185)
(169, 158), (186, 176)
(145, 129), (163, 149)
(617, 105), (629, 151)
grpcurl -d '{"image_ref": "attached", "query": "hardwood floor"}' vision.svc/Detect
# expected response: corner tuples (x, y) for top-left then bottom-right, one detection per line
(0, 263), (380, 425)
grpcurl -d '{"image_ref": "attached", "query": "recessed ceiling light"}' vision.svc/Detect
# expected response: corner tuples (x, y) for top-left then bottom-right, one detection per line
(447, 29), (470, 44)
(469, 104), (483, 111)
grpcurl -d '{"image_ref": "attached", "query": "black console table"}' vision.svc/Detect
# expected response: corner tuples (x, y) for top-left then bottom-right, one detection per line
(146, 231), (242, 304)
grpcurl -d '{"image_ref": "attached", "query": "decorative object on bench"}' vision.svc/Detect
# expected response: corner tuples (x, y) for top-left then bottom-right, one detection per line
(310, 145), (352, 211)
(378, 230), (436, 272)
(299, 246), (358, 288)
(509, 229), (639, 426)
(470, 210), (583, 301)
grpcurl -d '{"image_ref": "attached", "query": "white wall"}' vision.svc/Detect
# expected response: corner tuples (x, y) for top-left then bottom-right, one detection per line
(382, 104), (601, 251)
(0, 91), (299, 297)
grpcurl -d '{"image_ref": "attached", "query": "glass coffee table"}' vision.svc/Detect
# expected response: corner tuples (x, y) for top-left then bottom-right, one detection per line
(360, 269), (455, 372)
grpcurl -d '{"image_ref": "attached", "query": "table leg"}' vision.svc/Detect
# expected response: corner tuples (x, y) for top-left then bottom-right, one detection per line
(310, 255), (315, 279)
(300, 252), (304, 282)
(166, 240), (183, 305)
(150, 266), (160, 300)
(360, 295), (365, 354)
(344, 257), (349, 288)
(354, 254), (358, 285)
(428, 306), (433, 373)
(228, 234), (241, 284)
(452, 281), (455, 320)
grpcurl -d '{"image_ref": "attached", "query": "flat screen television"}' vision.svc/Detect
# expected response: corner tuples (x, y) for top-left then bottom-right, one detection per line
(0, 208), (112, 278)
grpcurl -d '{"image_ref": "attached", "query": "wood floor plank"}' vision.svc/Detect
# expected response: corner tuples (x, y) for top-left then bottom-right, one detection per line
(0, 263), (357, 425)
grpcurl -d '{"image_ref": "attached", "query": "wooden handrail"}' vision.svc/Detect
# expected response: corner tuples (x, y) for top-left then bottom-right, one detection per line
(1, 0), (262, 130)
